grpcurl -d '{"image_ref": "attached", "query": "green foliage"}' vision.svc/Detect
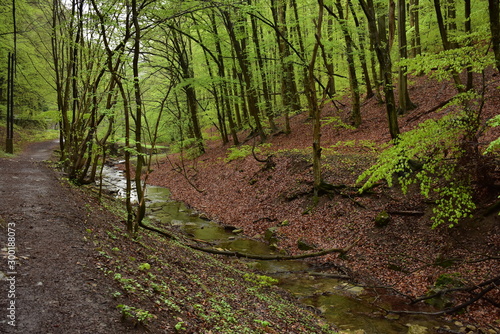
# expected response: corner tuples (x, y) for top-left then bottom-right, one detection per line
(138, 262), (151, 271)
(485, 115), (500, 154)
(321, 116), (355, 130)
(243, 273), (278, 287)
(117, 304), (155, 325)
(357, 111), (477, 228)
(224, 144), (272, 162)
(434, 273), (464, 289)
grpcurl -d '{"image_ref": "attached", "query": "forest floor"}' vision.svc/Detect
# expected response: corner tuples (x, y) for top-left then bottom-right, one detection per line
(147, 72), (500, 331)
(0, 140), (337, 333)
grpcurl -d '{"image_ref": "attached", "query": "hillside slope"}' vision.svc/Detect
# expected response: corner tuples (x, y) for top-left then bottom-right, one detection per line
(149, 72), (500, 328)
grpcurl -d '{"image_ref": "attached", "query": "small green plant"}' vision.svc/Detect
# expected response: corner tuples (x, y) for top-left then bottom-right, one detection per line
(174, 320), (186, 331)
(254, 319), (272, 327)
(106, 230), (118, 240)
(111, 291), (122, 298)
(321, 116), (355, 130)
(117, 304), (154, 326)
(138, 262), (151, 271)
(224, 143), (272, 162)
(243, 273), (278, 287)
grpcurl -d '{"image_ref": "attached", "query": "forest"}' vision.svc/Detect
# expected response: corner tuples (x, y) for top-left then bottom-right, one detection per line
(0, 0), (499, 332)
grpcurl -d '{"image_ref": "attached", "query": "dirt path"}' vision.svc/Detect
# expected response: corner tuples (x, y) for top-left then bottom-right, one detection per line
(0, 141), (133, 333)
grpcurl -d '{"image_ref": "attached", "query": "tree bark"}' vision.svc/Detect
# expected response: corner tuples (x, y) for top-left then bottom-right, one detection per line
(488, 0), (500, 73)
(348, 0), (374, 99)
(397, 0), (416, 115)
(359, 0), (400, 139)
(331, 0), (361, 127)
(409, 0), (422, 57)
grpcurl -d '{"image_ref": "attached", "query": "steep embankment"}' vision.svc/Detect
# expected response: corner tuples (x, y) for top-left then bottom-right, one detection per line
(149, 73), (500, 328)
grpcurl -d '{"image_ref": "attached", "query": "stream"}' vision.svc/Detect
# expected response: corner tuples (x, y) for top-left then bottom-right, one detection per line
(99, 165), (459, 334)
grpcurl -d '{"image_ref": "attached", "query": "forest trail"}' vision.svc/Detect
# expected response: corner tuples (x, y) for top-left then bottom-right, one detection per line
(0, 141), (133, 333)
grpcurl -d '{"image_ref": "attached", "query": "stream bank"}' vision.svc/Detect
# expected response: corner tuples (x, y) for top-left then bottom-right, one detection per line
(100, 164), (467, 334)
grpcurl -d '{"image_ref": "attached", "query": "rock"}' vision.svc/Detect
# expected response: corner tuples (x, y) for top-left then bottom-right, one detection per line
(264, 227), (279, 244)
(466, 325), (477, 332)
(385, 313), (400, 320)
(406, 324), (428, 334)
(232, 229), (243, 234)
(374, 211), (390, 227)
(297, 238), (316, 251)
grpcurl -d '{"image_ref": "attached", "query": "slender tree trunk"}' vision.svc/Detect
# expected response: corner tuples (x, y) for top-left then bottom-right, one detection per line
(222, 10), (266, 142)
(272, 0), (298, 132)
(397, 0), (416, 114)
(488, 0), (500, 73)
(433, 0), (464, 91)
(388, 0), (396, 49)
(331, 0), (361, 127)
(464, 0), (473, 91)
(311, 0), (325, 196)
(250, 0), (277, 132)
(348, 0), (373, 99)
(131, 0), (145, 234)
(409, 0), (422, 57)
(359, 0), (400, 139)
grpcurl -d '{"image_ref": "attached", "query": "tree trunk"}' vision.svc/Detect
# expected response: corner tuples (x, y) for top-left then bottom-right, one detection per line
(250, 0), (277, 132)
(223, 10), (266, 142)
(332, 0), (361, 127)
(388, 0), (396, 49)
(359, 0), (400, 139)
(488, 0), (500, 73)
(397, 0), (416, 115)
(348, 0), (374, 99)
(433, 0), (464, 91)
(409, 0), (422, 57)
(272, 0), (299, 132)
(311, 0), (324, 196)
(464, 0), (473, 91)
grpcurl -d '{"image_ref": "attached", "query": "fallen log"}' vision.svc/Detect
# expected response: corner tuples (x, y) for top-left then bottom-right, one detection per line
(139, 220), (359, 260)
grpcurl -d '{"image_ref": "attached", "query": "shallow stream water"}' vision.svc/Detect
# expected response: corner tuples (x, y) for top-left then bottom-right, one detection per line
(98, 166), (459, 334)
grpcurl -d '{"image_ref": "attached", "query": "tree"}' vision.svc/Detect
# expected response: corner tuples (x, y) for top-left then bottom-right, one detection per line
(221, 8), (266, 142)
(359, 0), (400, 139)
(397, 0), (416, 114)
(324, 0), (361, 127)
(409, 0), (422, 57)
(488, 0), (500, 73)
(5, 0), (16, 154)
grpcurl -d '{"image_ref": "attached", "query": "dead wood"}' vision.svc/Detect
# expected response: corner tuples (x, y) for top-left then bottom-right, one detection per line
(139, 220), (360, 261)
(388, 276), (500, 316)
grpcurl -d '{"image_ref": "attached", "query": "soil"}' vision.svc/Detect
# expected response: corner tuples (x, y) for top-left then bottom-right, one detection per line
(0, 140), (137, 333)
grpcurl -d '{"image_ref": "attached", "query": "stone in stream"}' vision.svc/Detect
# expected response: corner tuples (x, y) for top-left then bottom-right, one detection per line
(297, 238), (316, 251)
(406, 324), (428, 334)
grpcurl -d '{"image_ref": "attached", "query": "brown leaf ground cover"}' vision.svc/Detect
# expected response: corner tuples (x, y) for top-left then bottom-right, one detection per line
(148, 72), (500, 329)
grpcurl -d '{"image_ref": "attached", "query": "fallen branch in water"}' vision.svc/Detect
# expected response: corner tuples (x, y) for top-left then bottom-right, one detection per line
(384, 276), (500, 316)
(139, 220), (359, 260)
(187, 239), (359, 260)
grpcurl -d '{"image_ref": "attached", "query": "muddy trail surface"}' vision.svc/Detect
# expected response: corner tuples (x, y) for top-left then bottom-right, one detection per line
(0, 141), (135, 334)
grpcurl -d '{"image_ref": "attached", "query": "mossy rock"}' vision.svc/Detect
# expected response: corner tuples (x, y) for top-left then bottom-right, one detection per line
(264, 226), (279, 244)
(297, 238), (316, 251)
(374, 211), (390, 227)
